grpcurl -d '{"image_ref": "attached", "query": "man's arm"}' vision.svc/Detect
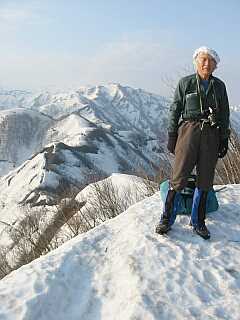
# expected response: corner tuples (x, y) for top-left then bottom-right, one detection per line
(168, 79), (184, 134)
(166, 79), (184, 154)
(218, 83), (230, 158)
(219, 83), (230, 140)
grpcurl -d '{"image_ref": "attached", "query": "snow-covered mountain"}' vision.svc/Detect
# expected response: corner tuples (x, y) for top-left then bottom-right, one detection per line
(0, 84), (170, 177)
(0, 182), (239, 320)
(0, 83), (172, 238)
(1, 84), (239, 182)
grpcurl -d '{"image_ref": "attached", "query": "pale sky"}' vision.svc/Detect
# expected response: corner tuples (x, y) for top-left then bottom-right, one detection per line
(0, 0), (239, 105)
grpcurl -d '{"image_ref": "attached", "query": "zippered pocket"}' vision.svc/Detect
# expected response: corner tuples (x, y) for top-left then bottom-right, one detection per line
(186, 92), (198, 99)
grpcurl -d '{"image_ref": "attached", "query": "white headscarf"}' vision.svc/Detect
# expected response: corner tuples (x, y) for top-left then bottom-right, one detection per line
(193, 46), (220, 64)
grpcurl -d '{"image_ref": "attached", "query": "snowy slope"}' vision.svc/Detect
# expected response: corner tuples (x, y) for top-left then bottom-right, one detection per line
(0, 173), (151, 241)
(0, 173), (152, 273)
(0, 108), (52, 175)
(0, 184), (240, 320)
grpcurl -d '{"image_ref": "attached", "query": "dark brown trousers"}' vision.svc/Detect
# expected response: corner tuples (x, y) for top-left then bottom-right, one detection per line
(171, 121), (220, 191)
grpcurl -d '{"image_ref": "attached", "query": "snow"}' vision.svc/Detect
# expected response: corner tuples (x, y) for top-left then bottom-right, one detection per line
(49, 114), (95, 147)
(0, 184), (240, 319)
(40, 170), (60, 189)
(0, 108), (52, 176)
(76, 173), (150, 204)
(0, 153), (45, 204)
(0, 151), (62, 238)
(89, 146), (120, 173)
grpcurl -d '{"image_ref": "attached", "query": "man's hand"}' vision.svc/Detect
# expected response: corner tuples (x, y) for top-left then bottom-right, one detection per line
(167, 133), (178, 154)
(218, 138), (228, 158)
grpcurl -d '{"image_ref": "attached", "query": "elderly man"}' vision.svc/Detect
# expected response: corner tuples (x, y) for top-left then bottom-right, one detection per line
(156, 46), (230, 239)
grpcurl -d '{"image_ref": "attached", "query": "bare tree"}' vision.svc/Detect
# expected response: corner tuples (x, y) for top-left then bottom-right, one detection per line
(216, 125), (240, 184)
(161, 65), (194, 99)
(132, 163), (170, 196)
(54, 175), (153, 241)
(0, 197), (85, 279)
(0, 246), (12, 279)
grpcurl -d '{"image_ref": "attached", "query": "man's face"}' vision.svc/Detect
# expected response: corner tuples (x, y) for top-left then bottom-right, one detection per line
(196, 52), (216, 78)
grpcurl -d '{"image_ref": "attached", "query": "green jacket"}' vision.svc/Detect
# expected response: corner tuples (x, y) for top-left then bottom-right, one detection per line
(168, 73), (230, 139)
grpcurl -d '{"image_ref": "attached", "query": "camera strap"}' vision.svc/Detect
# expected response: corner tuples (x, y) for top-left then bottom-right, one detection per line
(196, 74), (218, 114)
(212, 82), (219, 111)
(196, 75), (204, 113)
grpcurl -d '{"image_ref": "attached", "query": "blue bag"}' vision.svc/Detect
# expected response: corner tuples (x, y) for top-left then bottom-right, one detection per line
(159, 175), (219, 214)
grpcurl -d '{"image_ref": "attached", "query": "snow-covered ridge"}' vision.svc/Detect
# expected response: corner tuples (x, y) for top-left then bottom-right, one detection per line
(0, 83), (169, 121)
(0, 184), (239, 320)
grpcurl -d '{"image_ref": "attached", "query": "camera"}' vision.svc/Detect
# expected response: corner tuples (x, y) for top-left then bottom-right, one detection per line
(208, 107), (218, 127)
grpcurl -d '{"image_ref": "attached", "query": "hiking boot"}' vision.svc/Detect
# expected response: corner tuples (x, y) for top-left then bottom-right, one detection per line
(194, 223), (211, 240)
(191, 188), (210, 239)
(155, 219), (171, 235)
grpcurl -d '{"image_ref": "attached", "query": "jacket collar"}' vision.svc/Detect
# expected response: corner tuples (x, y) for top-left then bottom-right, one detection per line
(196, 72), (214, 82)
(196, 73), (214, 96)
